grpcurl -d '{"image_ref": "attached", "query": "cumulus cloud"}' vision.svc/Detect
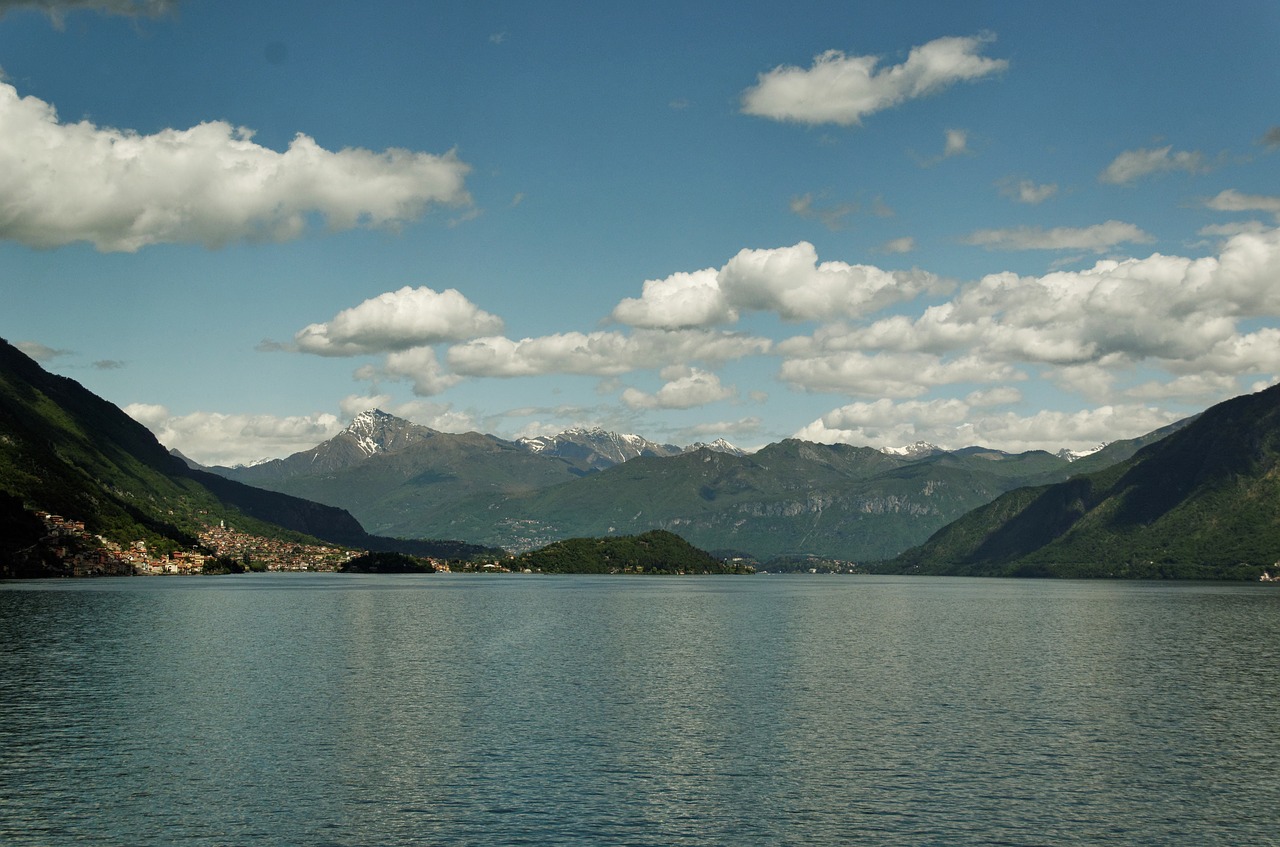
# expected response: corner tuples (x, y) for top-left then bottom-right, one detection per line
(795, 397), (1183, 454)
(448, 329), (771, 378)
(0, 82), (471, 252)
(1261, 127), (1280, 149)
(621, 368), (736, 410)
(294, 287), (503, 357)
(782, 228), (1280, 400)
(740, 34), (1007, 126)
(1099, 145), (1208, 185)
(611, 242), (945, 329)
(610, 269), (734, 329)
(376, 347), (464, 396)
(963, 220), (1154, 252)
(124, 405), (344, 467)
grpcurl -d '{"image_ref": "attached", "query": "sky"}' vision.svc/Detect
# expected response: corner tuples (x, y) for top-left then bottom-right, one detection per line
(3, 0), (1280, 466)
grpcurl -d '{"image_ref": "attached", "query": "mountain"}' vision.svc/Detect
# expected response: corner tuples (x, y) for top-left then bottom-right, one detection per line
(516, 427), (684, 471)
(211, 416), (750, 538)
(883, 384), (1280, 579)
(213, 414), (592, 537)
(881, 441), (946, 459)
(0, 338), (491, 576)
(422, 439), (1102, 561)
(685, 438), (747, 457)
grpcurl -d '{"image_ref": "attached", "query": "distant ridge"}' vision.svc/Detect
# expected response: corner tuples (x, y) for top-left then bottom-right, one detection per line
(516, 426), (684, 471)
(884, 384), (1280, 579)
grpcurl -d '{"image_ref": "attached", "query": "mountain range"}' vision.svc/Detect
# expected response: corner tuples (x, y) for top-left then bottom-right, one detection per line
(203, 407), (1187, 562)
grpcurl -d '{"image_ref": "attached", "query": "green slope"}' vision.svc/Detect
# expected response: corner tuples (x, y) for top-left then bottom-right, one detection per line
(515, 530), (749, 574)
(885, 384), (1280, 579)
(0, 338), (493, 575)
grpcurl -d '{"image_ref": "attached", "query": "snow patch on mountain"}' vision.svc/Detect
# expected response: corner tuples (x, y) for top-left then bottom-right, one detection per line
(880, 441), (944, 459)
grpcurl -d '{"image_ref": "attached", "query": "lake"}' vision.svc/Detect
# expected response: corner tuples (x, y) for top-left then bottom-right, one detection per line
(1, 573), (1277, 845)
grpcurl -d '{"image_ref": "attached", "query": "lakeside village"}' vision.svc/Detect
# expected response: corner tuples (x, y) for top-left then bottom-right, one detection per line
(34, 512), (481, 577)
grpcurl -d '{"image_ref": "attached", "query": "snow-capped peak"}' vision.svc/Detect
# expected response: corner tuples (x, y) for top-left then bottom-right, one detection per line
(880, 441), (943, 458)
(344, 409), (404, 458)
(1058, 443), (1106, 462)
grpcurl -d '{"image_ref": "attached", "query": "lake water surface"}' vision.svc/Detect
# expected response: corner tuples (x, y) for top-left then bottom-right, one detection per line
(1, 573), (1277, 845)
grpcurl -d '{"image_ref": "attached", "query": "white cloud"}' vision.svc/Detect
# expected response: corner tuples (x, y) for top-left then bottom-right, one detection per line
(1122, 373), (1242, 403)
(880, 236), (916, 254)
(124, 406), (344, 466)
(944, 128), (969, 156)
(1198, 221), (1271, 238)
(782, 228), (1280, 399)
(610, 269), (734, 329)
(448, 329), (771, 378)
(963, 220), (1154, 252)
(740, 34), (1007, 126)
(621, 368), (736, 410)
(339, 393), (395, 418)
(0, 82), (471, 252)
(612, 242), (944, 329)
(682, 416), (762, 438)
(966, 386), (1022, 407)
(379, 347), (464, 396)
(789, 192), (858, 230)
(718, 242), (945, 321)
(14, 340), (71, 362)
(779, 350), (1021, 397)
(999, 178), (1058, 204)
(796, 398), (1183, 454)
(1099, 145), (1208, 185)
(0, 0), (175, 25)
(294, 287), (503, 357)
(1205, 189), (1280, 217)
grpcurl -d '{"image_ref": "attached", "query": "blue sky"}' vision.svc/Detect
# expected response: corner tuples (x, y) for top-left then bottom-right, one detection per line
(3, 0), (1279, 465)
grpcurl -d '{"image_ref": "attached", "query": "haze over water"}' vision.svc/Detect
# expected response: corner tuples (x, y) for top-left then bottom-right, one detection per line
(2, 574), (1277, 845)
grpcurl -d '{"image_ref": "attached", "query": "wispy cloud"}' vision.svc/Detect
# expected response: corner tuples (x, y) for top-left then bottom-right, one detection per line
(1205, 188), (1280, 218)
(963, 220), (1154, 251)
(14, 340), (72, 362)
(0, 0), (176, 27)
(1099, 145), (1209, 185)
(998, 177), (1058, 204)
(741, 34), (1007, 126)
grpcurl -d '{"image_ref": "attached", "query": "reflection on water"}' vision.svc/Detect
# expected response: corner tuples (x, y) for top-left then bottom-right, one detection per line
(1, 574), (1278, 845)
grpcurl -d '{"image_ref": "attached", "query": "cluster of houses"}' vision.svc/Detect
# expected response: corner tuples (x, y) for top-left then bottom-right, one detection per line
(36, 512), (363, 576)
(197, 521), (362, 572)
